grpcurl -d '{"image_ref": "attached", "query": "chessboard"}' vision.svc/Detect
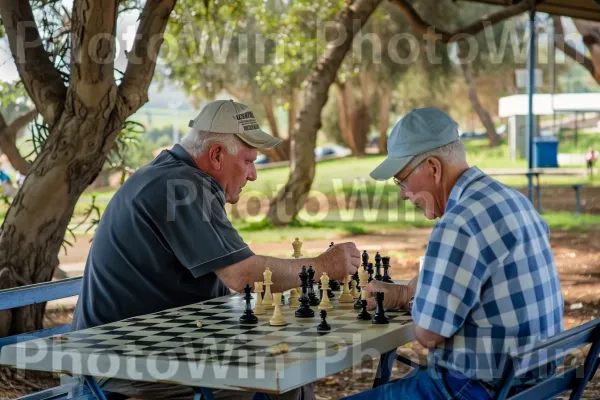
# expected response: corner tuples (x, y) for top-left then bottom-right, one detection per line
(0, 290), (414, 394)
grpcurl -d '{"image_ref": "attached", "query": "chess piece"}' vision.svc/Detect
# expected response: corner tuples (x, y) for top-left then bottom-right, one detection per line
(350, 280), (359, 299)
(330, 279), (341, 292)
(289, 288), (300, 307)
(338, 275), (354, 303)
(318, 273), (333, 310)
(296, 266), (315, 318)
(240, 284), (258, 324)
(329, 242), (335, 249)
(357, 299), (371, 320)
(382, 256), (393, 283)
(269, 293), (287, 326)
(372, 292), (390, 324)
(281, 292), (286, 305)
(307, 266), (320, 306)
(254, 282), (266, 315)
(263, 268), (274, 308)
(374, 252), (383, 281)
(317, 310), (331, 331)
(362, 250), (369, 271)
(367, 263), (374, 283)
(292, 237), (303, 258)
(355, 269), (369, 309)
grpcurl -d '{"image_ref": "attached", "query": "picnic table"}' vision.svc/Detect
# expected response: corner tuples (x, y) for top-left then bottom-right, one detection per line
(0, 285), (414, 397)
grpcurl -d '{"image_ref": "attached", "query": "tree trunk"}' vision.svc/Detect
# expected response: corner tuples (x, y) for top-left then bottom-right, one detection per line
(266, 0), (383, 225)
(261, 96), (292, 162)
(288, 88), (297, 139)
(336, 80), (370, 156)
(459, 48), (500, 147)
(0, 0), (176, 337)
(0, 110), (37, 175)
(376, 86), (391, 154)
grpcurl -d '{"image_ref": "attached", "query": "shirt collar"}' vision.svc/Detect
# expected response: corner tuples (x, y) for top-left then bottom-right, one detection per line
(446, 167), (485, 211)
(168, 144), (197, 169)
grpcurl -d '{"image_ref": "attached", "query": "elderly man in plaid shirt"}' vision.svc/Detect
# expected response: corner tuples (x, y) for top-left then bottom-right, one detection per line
(347, 107), (564, 400)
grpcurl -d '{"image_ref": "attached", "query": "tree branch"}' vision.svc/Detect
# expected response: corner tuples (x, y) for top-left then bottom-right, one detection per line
(553, 17), (597, 83)
(0, 109), (36, 174)
(69, 0), (119, 109)
(118, 0), (177, 116)
(389, 0), (534, 43)
(0, 0), (67, 127)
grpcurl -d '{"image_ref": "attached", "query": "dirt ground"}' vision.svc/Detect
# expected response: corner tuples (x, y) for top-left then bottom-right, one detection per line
(2, 227), (600, 399)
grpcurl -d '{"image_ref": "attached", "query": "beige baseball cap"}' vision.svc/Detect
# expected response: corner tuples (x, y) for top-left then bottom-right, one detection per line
(188, 100), (282, 149)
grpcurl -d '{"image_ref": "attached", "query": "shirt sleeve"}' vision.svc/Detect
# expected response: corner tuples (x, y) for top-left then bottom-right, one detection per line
(412, 222), (486, 338)
(156, 177), (254, 278)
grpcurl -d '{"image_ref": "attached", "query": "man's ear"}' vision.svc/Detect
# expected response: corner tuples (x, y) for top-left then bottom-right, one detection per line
(208, 144), (223, 171)
(428, 157), (443, 185)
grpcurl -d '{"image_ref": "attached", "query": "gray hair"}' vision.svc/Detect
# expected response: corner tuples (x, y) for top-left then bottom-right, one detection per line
(179, 130), (241, 157)
(405, 139), (467, 172)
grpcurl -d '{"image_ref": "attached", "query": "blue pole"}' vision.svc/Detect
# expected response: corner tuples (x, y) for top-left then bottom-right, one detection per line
(527, 8), (536, 203)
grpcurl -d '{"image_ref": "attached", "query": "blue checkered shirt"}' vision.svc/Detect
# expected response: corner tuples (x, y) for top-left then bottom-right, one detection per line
(412, 167), (564, 384)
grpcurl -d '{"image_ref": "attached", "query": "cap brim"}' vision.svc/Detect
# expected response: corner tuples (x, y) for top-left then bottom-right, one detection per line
(235, 130), (283, 149)
(369, 155), (414, 181)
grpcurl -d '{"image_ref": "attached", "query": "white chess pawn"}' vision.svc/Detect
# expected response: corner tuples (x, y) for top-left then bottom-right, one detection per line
(269, 293), (286, 326)
(318, 273), (333, 310)
(350, 280), (359, 299)
(289, 288), (300, 307)
(263, 268), (274, 308)
(338, 275), (354, 303)
(254, 282), (266, 315)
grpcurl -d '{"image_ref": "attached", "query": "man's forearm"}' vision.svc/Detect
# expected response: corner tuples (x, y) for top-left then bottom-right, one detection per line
(216, 255), (324, 293)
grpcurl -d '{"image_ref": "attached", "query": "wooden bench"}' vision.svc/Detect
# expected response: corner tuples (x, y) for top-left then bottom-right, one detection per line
(369, 316), (600, 399)
(0, 277), (126, 400)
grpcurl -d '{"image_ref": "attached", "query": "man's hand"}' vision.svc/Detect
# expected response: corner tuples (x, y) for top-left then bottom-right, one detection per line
(316, 242), (360, 281)
(363, 281), (412, 311)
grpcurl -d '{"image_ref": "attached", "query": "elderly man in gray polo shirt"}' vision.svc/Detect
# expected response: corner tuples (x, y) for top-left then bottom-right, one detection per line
(72, 100), (360, 399)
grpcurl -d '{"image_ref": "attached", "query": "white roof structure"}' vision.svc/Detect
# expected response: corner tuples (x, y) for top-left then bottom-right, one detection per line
(499, 93), (600, 117)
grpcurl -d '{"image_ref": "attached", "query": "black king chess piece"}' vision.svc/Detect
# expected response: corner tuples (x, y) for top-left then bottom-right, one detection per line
(374, 252), (383, 281)
(357, 299), (371, 320)
(317, 309), (331, 331)
(372, 292), (390, 324)
(307, 266), (320, 306)
(296, 266), (315, 318)
(382, 256), (393, 283)
(239, 284), (258, 324)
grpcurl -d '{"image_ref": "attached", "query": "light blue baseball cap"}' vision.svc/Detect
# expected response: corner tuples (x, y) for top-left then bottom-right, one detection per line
(370, 107), (460, 181)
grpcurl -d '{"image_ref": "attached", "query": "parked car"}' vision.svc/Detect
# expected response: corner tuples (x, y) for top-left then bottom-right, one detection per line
(314, 145), (352, 160)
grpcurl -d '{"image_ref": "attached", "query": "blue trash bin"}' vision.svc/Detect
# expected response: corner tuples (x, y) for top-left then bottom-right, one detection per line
(533, 137), (559, 168)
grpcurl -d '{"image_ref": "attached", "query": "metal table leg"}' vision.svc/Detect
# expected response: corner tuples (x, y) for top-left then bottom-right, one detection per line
(372, 350), (396, 388)
(83, 375), (108, 400)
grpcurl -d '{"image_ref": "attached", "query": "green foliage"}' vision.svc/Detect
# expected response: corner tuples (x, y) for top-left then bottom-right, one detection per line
(0, 81), (32, 123)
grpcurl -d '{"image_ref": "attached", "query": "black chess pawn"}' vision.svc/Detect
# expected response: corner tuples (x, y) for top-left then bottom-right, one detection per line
(307, 266), (320, 306)
(374, 252), (383, 281)
(357, 299), (371, 320)
(329, 242), (335, 249)
(330, 280), (341, 292)
(296, 266), (315, 318)
(317, 310), (331, 331)
(239, 284), (258, 324)
(382, 256), (393, 283)
(367, 263), (374, 283)
(372, 292), (389, 324)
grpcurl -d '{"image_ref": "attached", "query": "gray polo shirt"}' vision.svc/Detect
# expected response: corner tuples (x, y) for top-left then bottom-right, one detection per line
(71, 144), (254, 331)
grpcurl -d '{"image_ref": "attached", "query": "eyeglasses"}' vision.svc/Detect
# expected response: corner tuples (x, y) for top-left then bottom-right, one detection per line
(393, 158), (427, 189)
